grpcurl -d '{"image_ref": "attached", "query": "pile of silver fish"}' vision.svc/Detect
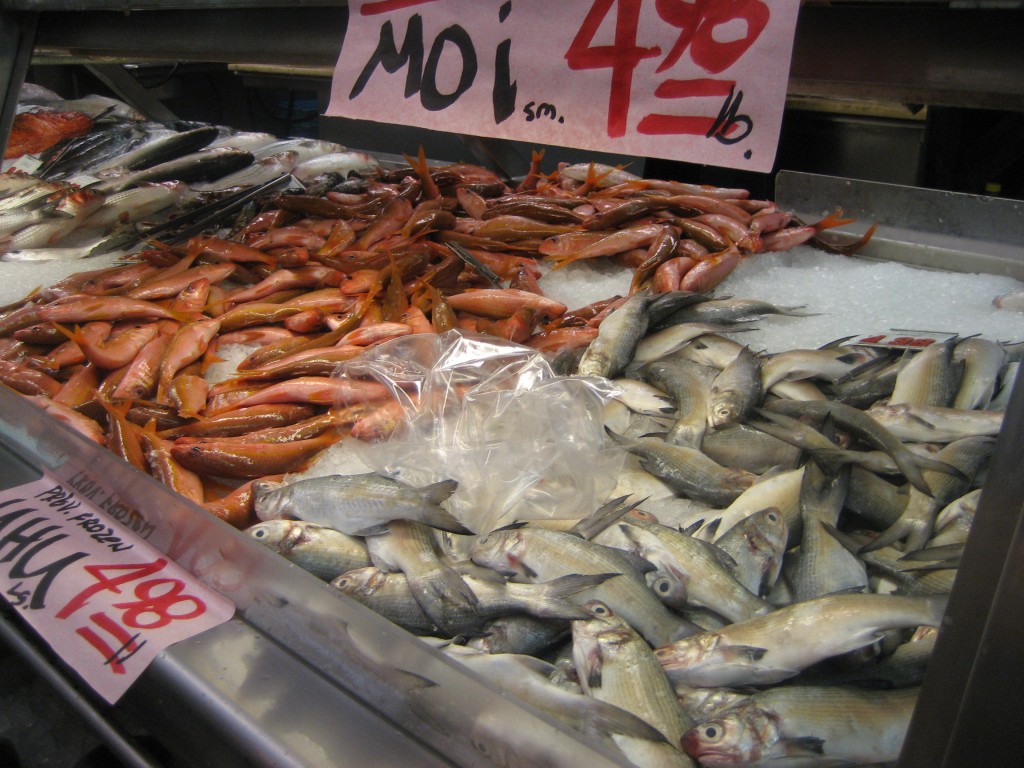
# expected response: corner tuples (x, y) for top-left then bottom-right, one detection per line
(1, 93), (379, 261)
(0, 132), (1017, 766)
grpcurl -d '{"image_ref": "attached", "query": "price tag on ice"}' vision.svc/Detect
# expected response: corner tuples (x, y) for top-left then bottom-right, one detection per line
(0, 474), (235, 704)
(10, 154), (43, 174)
(328, 0), (800, 172)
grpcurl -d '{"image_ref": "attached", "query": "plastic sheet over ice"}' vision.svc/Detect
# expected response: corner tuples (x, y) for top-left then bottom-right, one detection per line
(331, 330), (624, 534)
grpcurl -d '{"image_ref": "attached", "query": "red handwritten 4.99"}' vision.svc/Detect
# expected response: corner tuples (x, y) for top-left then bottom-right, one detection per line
(566, 0), (768, 140)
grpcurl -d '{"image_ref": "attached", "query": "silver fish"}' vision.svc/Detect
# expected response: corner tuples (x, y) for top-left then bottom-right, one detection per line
(366, 519), (479, 635)
(692, 466), (805, 546)
(714, 507), (788, 597)
(76, 180), (190, 232)
(844, 465), (908, 531)
(862, 435), (994, 553)
(596, 517), (771, 623)
(332, 566), (613, 634)
(951, 337), (1007, 410)
(252, 472), (468, 535)
(87, 124), (217, 173)
(246, 518), (370, 580)
(606, 429), (756, 508)
(681, 685), (918, 767)
(789, 465), (863, 604)
(0, 200), (74, 238)
(761, 346), (879, 390)
(642, 355), (712, 449)
(655, 298), (813, 329)
(867, 401), (1005, 443)
(655, 592), (947, 688)
(577, 291), (655, 379)
(561, 162), (642, 187)
(292, 151), (380, 184)
(706, 346), (762, 429)
(699, 423), (802, 474)
(92, 147), (255, 193)
(826, 356), (902, 409)
(932, 487), (981, 546)
(632, 322), (739, 368)
(572, 601), (696, 768)
(250, 137), (346, 163)
(467, 614), (569, 656)
(206, 131), (279, 152)
(443, 646), (673, 751)
(987, 360), (1019, 411)
(673, 683), (749, 724)
(190, 150), (299, 192)
(610, 377), (676, 417)
(0, 189), (105, 252)
(0, 169), (46, 197)
(889, 335), (962, 408)
(471, 525), (698, 646)
(763, 399), (962, 497)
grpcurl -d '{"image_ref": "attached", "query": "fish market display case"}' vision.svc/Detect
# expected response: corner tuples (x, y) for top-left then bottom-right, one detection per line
(0, 164), (1021, 765)
(2, 2), (1024, 767)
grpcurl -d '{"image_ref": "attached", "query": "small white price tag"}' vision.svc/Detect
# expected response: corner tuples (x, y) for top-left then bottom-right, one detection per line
(64, 173), (101, 188)
(0, 473), (236, 704)
(10, 154), (43, 174)
(853, 330), (959, 351)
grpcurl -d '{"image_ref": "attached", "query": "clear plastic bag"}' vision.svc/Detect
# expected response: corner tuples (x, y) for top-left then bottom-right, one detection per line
(332, 330), (623, 534)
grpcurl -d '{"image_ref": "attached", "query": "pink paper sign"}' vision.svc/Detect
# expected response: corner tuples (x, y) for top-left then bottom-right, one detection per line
(328, 0), (800, 172)
(0, 475), (236, 704)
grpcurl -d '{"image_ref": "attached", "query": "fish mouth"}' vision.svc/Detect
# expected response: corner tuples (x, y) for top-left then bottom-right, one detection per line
(684, 747), (740, 766)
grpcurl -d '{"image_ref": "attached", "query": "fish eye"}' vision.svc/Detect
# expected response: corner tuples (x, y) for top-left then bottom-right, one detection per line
(703, 725), (722, 741)
(591, 603), (609, 615)
(656, 580), (671, 593)
(767, 512), (778, 522)
(253, 529), (266, 538)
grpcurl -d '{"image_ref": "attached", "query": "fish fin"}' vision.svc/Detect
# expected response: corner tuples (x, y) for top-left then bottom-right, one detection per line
(618, 546), (658, 576)
(697, 517), (722, 540)
(507, 552), (539, 580)
(703, 540), (739, 571)
(812, 209), (856, 231)
(416, 477), (459, 505)
(589, 701), (671, 743)
(680, 519), (705, 536)
(899, 543), (965, 562)
(912, 454), (969, 483)
(722, 644), (768, 663)
(780, 737), (825, 757)
(420, 507), (475, 536)
(542, 572), (619, 599)
(570, 494), (641, 540)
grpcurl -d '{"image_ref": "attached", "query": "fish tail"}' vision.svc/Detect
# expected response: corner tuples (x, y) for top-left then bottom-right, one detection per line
(924, 593), (950, 626)
(913, 454), (970, 482)
(540, 572), (619, 603)
(419, 478), (459, 505)
(532, 574), (619, 619)
(403, 145), (440, 199)
(586, 701), (671, 743)
(812, 209), (856, 232)
(49, 321), (82, 344)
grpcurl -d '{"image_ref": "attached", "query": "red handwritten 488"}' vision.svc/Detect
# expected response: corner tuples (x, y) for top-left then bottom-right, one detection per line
(56, 559), (208, 673)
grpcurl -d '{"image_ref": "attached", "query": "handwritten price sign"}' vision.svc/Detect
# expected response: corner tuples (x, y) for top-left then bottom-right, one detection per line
(0, 475), (235, 704)
(328, 0), (800, 172)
